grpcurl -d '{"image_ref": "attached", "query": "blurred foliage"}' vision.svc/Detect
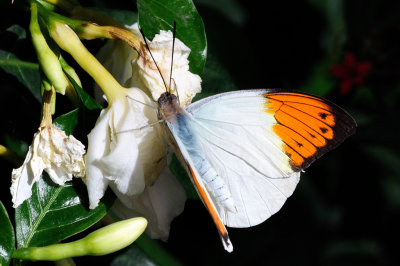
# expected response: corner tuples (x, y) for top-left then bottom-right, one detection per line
(1, 0), (400, 265)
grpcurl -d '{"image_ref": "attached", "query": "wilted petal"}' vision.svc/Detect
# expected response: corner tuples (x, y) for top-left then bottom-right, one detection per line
(41, 126), (85, 182)
(128, 25), (202, 107)
(111, 166), (186, 240)
(11, 126), (85, 208)
(11, 142), (40, 208)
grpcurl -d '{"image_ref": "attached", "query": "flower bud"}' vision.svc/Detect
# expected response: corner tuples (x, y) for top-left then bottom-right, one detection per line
(83, 217), (147, 255)
(30, 3), (72, 95)
(12, 217), (147, 261)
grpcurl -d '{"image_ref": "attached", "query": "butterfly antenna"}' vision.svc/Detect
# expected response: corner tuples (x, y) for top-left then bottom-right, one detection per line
(169, 21), (176, 90)
(169, 21), (180, 104)
(139, 27), (169, 93)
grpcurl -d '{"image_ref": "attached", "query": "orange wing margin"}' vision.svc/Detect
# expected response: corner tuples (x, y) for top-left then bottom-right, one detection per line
(187, 163), (233, 252)
(265, 91), (356, 171)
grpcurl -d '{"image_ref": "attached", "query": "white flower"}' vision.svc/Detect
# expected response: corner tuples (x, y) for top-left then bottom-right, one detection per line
(96, 23), (202, 107)
(128, 24), (202, 107)
(111, 166), (186, 240)
(85, 88), (168, 209)
(11, 125), (85, 208)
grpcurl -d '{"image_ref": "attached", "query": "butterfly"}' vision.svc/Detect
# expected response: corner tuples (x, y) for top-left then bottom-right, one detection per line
(138, 23), (356, 252)
(156, 89), (356, 252)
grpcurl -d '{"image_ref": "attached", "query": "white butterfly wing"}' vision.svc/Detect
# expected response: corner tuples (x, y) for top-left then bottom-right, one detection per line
(185, 89), (356, 228)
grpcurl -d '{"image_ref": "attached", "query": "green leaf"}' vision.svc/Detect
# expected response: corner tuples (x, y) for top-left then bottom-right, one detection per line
(323, 239), (383, 259)
(110, 244), (156, 266)
(192, 52), (237, 102)
(89, 7), (138, 26)
(15, 175), (113, 248)
(363, 145), (400, 176)
(137, 0), (207, 75)
(0, 201), (15, 266)
(307, 0), (347, 54)
(6, 24), (27, 40)
(65, 72), (102, 111)
(135, 234), (182, 266)
(195, 0), (247, 26)
(64, 73), (102, 140)
(53, 108), (79, 136)
(2, 134), (29, 159)
(0, 50), (41, 102)
(381, 175), (400, 210)
(299, 59), (335, 97)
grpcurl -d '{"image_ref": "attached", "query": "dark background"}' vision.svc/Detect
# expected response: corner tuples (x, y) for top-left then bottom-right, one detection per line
(1, 0), (400, 265)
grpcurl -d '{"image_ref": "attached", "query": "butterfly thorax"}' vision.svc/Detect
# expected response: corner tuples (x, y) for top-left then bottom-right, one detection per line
(157, 92), (183, 121)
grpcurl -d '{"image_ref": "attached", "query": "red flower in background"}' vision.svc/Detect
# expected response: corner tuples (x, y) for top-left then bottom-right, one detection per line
(331, 52), (372, 94)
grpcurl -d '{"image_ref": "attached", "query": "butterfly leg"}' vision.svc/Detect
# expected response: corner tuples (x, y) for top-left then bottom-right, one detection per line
(116, 120), (164, 135)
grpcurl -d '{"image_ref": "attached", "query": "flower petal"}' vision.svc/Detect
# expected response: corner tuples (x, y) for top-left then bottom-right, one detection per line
(86, 108), (113, 209)
(127, 24), (202, 107)
(99, 97), (145, 196)
(111, 166), (187, 240)
(10, 143), (42, 208)
(11, 126), (86, 208)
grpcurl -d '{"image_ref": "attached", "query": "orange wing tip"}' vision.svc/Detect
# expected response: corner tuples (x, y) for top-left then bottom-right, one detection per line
(264, 90), (357, 171)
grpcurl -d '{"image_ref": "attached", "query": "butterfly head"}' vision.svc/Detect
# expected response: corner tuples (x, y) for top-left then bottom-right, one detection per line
(158, 92), (181, 121)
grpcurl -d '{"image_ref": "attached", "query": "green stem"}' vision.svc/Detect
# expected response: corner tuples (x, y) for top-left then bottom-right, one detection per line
(40, 79), (56, 116)
(49, 21), (127, 104)
(34, 0), (86, 31)
(34, 0), (142, 52)
(59, 55), (81, 87)
(36, 0), (57, 11)
(13, 241), (86, 261)
(41, 0), (123, 27)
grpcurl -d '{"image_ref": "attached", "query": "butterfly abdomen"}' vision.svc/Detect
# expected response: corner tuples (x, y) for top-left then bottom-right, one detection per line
(197, 159), (236, 213)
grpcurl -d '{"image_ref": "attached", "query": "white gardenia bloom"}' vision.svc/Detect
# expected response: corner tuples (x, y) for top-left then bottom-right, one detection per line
(128, 24), (202, 107)
(85, 88), (168, 209)
(111, 166), (186, 240)
(96, 23), (202, 107)
(11, 125), (85, 208)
